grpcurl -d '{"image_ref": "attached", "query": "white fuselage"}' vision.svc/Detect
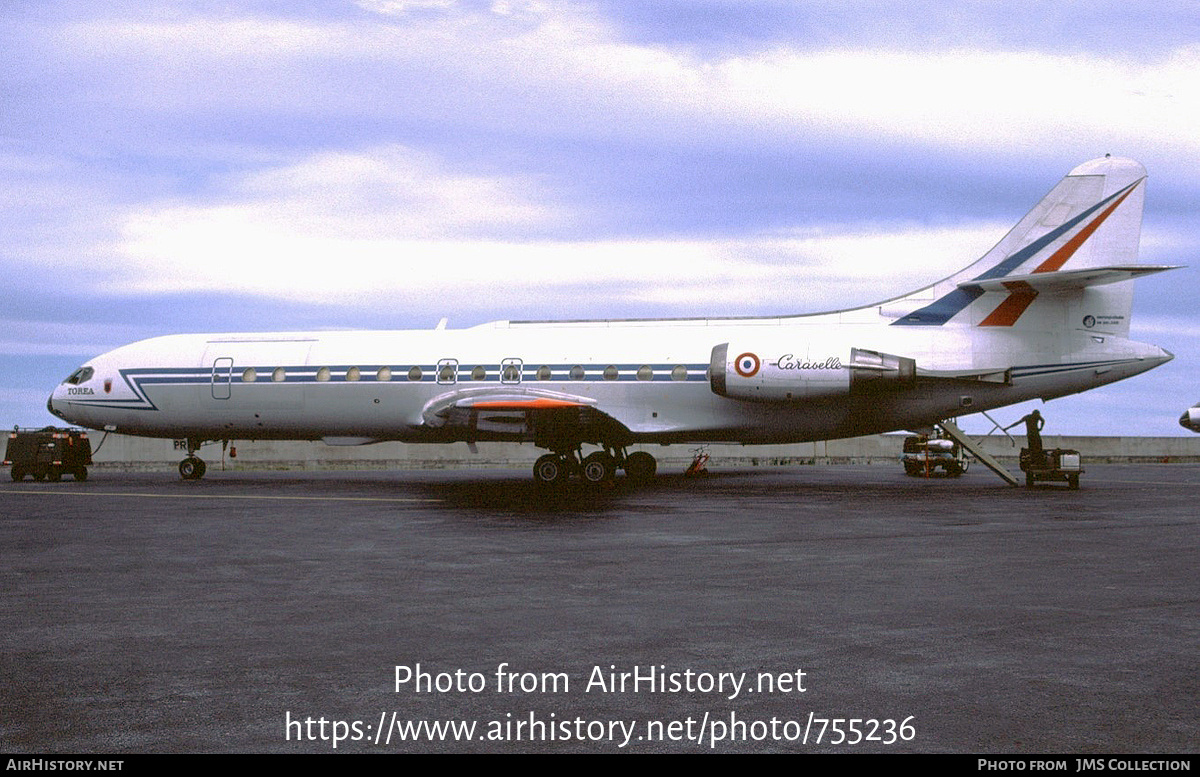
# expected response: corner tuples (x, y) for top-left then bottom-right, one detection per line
(48, 308), (1171, 447)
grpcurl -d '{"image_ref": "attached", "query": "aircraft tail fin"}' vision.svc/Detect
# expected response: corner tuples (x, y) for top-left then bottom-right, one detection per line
(890, 156), (1153, 336)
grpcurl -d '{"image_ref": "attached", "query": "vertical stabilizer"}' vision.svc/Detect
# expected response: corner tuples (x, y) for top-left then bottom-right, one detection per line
(891, 156), (1147, 334)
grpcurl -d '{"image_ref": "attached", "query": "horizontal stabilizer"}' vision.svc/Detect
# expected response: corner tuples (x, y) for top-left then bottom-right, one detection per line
(960, 265), (1179, 294)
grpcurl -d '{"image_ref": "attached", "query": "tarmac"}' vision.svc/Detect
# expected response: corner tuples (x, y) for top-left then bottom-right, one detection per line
(1, 464), (1197, 753)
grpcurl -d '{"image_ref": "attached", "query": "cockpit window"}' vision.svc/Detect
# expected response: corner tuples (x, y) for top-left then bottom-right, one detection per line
(64, 367), (94, 385)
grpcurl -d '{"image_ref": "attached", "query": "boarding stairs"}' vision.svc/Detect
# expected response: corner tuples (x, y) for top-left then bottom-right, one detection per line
(936, 419), (1020, 486)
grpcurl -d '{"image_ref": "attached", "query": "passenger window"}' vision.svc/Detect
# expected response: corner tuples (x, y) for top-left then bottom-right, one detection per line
(536, 366), (552, 381)
(471, 365), (486, 381)
(671, 365), (688, 381)
(603, 365), (618, 381)
(242, 368), (257, 383)
(346, 367), (361, 381)
(272, 367), (286, 382)
(408, 366), (423, 381)
(501, 358), (522, 384)
(569, 365), (585, 381)
(437, 359), (458, 384)
(316, 367), (331, 382)
(637, 365), (653, 381)
(377, 367), (392, 382)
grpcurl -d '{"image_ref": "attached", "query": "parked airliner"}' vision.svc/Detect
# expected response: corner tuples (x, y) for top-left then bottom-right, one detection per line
(1181, 403), (1200, 432)
(47, 156), (1175, 484)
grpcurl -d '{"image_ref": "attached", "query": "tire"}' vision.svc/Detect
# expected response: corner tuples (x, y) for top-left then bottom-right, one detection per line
(580, 452), (616, 485)
(624, 451), (657, 481)
(179, 457), (206, 480)
(74, 467), (88, 482)
(1068, 474), (1079, 490)
(11, 465), (24, 482)
(1026, 472), (1034, 488)
(533, 454), (568, 486)
(47, 467), (62, 483)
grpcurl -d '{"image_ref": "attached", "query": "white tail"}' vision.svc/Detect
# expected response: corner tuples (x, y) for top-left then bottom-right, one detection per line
(891, 156), (1151, 335)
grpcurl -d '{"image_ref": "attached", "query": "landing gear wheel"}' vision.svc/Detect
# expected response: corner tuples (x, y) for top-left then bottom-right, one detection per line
(47, 467), (62, 482)
(179, 457), (207, 480)
(74, 467), (88, 481)
(533, 454), (568, 486)
(11, 465), (25, 482)
(1068, 473), (1079, 490)
(623, 451), (657, 481)
(580, 452), (616, 485)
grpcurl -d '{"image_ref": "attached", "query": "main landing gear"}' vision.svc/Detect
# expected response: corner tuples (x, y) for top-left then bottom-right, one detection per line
(532, 448), (657, 487)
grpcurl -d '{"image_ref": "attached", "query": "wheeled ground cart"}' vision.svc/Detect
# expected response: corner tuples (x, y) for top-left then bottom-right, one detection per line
(1019, 447), (1082, 489)
(901, 434), (969, 477)
(4, 427), (93, 482)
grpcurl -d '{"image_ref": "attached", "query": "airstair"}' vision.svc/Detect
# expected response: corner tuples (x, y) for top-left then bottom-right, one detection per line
(936, 419), (1020, 486)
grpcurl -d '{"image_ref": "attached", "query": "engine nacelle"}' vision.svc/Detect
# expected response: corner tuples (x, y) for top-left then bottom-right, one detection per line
(710, 343), (916, 402)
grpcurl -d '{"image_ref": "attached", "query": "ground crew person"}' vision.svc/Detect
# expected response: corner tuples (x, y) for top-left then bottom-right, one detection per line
(1005, 409), (1045, 464)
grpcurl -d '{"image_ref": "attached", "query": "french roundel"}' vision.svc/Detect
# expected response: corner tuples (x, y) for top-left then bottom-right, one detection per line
(734, 352), (760, 378)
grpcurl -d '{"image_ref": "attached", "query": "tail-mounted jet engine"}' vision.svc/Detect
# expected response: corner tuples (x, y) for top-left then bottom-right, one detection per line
(709, 343), (915, 402)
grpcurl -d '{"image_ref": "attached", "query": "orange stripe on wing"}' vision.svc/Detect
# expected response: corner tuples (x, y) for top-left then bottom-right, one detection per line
(471, 399), (586, 409)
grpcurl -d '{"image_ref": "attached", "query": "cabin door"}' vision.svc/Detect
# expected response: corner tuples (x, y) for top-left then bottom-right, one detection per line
(211, 357), (233, 400)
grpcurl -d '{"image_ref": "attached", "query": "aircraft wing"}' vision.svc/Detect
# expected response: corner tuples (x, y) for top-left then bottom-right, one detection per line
(419, 387), (631, 448)
(421, 387), (597, 423)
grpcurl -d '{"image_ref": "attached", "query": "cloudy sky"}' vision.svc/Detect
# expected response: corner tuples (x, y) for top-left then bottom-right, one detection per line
(3, 0), (1198, 436)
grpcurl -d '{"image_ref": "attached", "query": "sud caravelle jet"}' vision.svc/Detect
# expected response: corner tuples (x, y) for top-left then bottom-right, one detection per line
(48, 156), (1175, 484)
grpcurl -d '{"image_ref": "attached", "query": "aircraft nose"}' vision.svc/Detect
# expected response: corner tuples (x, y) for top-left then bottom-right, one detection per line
(47, 390), (65, 421)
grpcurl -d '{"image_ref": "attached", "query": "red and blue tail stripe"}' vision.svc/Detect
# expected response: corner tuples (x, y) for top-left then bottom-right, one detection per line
(892, 179), (1142, 326)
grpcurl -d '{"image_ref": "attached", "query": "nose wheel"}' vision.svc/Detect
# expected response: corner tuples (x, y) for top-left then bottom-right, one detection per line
(179, 456), (207, 480)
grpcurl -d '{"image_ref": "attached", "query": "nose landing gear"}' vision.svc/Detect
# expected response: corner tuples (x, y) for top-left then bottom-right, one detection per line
(179, 456), (207, 480)
(177, 438), (217, 480)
